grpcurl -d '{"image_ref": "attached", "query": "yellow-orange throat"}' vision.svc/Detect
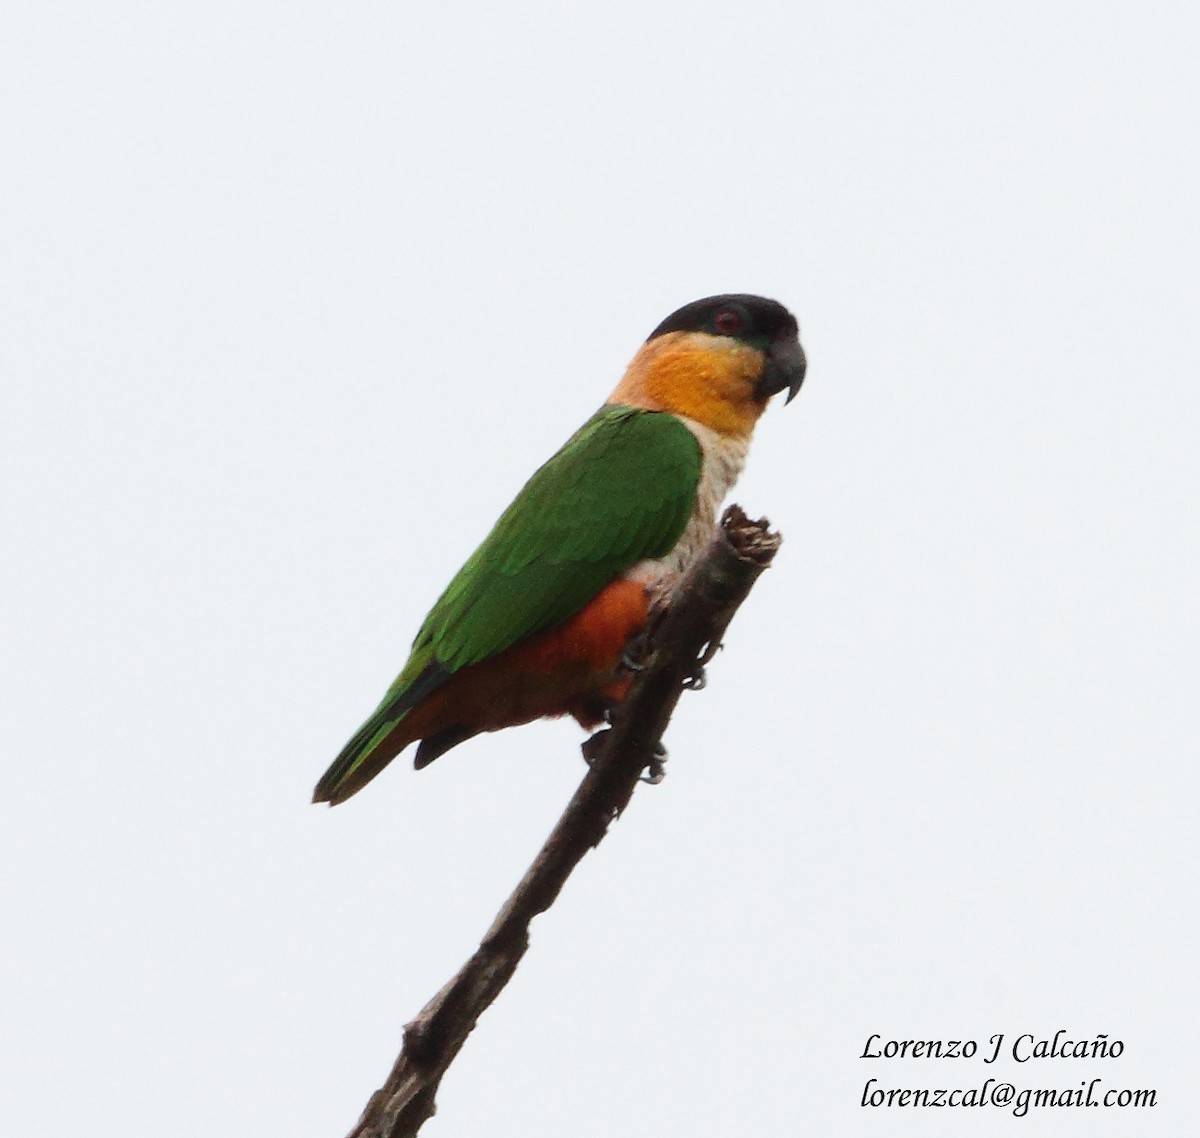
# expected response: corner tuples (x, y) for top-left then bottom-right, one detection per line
(607, 331), (770, 438)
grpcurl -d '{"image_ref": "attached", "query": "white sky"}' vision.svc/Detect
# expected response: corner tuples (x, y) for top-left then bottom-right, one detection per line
(2, 3), (1198, 1135)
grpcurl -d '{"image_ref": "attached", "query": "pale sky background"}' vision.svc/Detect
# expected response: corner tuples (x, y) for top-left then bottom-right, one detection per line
(2, 3), (1198, 1136)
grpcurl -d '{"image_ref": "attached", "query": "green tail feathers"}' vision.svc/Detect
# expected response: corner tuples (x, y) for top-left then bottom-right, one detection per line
(312, 710), (405, 805)
(313, 662), (450, 805)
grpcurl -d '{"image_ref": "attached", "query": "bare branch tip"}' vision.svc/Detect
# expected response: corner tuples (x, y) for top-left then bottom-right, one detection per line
(720, 503), (783, 565)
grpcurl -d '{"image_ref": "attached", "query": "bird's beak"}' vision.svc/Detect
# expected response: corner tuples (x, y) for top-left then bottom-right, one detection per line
(756, 334), (807, 404)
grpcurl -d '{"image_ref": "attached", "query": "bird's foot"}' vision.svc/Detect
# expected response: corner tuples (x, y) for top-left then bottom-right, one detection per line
(699, 637), (724, 666)
(620, 648), (647, 673)
(640, 741), (668, 785)
(620, 631), (655, 673)
(581, 728), (609, 767)
(682, 639), (724, 691)
(581, 731), (667, 786)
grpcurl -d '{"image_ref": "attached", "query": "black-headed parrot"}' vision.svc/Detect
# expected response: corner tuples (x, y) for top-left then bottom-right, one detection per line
(314, 294), (806, 804)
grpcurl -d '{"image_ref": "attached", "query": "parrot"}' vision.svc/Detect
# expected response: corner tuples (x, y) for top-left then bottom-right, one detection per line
(313, 293), (806, 805)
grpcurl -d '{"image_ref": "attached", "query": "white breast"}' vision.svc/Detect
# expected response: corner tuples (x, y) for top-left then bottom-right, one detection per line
(625, 416), (750, 598)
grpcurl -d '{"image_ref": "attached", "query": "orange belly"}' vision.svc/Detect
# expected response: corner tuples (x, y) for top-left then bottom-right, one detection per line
(397, 577), (650, 748)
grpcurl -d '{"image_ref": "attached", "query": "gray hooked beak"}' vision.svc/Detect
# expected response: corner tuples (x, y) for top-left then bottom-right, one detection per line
(756, 335), (807, 404)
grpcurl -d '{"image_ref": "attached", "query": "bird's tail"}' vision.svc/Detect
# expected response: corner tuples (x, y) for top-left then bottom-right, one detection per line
(313, 663), (450, 805)
(311, 707), (411, 806)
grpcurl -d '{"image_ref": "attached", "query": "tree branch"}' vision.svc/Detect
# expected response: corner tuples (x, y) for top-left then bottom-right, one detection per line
(344, 505), (783, 1138)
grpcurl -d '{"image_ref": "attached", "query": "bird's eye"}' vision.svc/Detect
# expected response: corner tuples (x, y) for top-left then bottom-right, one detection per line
(714, 309), (742, 334)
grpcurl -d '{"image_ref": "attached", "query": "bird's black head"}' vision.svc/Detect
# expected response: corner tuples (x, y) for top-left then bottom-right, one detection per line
(648, 293), (795, 346)
(648, 293), (807, 404)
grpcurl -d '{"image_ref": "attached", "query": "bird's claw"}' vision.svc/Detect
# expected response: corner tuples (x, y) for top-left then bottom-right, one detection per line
(581, 728), (609, 767)
(699, 638), (724, 666)
(682, 639), (723, 691)
(640, 741), (668, 784)
(583, 731), (667, 786)
(620, 634), (655, 673)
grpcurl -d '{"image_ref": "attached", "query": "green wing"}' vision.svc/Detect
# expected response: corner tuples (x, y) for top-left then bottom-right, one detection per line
(314, 405), (701, 803)
(415, 404), (702, 673)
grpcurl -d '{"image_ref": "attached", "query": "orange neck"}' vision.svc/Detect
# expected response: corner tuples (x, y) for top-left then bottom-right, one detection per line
(607, 331), (768, 439)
